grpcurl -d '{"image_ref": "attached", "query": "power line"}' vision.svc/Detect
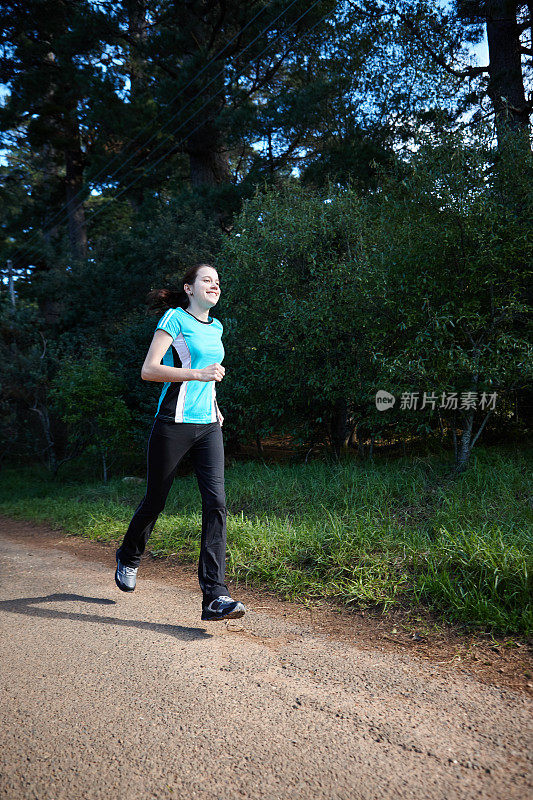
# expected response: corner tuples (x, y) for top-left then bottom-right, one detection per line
(7, 0), (308, 265)
(10, 1), (330, 266)
(20, 0), (279, 240)
(84, 0), (329, 228)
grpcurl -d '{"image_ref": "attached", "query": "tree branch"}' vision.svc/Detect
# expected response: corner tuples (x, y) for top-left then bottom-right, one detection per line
(344, 0), (489, 79)
(471, 410), (492, 449)
(207, 0), (228, 53)
(398, 15), (488, 79)
(118, 31), (182, 80)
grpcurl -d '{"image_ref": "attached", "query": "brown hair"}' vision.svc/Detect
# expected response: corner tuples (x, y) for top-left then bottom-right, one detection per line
(145, 263), (217, 315)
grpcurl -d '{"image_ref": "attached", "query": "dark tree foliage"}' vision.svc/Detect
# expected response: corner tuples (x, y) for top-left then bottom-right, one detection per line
(0, 0), (531, 474)
(0, 0), (121, 262)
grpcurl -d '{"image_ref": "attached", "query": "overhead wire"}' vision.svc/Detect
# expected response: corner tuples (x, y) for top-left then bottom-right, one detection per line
(7, 0), (317, 266)
(84, 0), (329, 230)
(8, 0), (279, 244)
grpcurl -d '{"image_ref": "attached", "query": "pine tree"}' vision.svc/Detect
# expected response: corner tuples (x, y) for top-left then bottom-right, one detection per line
(0, 0), (121, 263)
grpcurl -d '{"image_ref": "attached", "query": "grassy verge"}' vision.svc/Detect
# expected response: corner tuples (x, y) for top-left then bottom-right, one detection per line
(1, 446), (531, 636)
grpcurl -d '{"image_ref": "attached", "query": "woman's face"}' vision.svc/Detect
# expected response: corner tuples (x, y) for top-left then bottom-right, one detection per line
(189, 267), (221, 307)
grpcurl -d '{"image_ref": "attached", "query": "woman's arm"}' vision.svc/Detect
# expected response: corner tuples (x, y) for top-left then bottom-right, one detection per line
(141, 329), (225, 384)
(141, 329), (200, 382)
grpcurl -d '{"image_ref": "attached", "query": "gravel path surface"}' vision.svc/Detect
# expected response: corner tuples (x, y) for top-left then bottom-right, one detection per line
(0, 522), (531, 800)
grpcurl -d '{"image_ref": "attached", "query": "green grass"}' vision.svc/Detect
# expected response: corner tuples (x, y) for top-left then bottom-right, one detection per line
(1, 445), (531, 636)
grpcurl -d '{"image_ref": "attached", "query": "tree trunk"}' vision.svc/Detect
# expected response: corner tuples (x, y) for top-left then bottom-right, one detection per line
(102, 447), (108, 484)
(187, 121), (232, 230)
(485, 1), (530, 145)
(39, 142), (64, 325)
(125, 0), (148, 210)
(64, 135), (87, 261)
(528, 2), (533, 58)
(330, 397), (349, 458)
(180, 16), (232, 228)
(125, 0), (148, 96)
(187, 122), (231, 188)
(452, 410), (458, 463)
(347, 421), (358, 449)
(30, 402), (57, 474)
(454, 408), (475, 474)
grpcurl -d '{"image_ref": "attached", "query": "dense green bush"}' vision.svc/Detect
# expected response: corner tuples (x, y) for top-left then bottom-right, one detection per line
(219, 132), (532, 468)
(0, 296), (61, 468)
(48, 351), (132, 482)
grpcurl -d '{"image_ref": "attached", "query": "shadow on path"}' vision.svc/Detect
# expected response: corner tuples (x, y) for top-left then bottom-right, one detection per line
(0, 593), (211, 640)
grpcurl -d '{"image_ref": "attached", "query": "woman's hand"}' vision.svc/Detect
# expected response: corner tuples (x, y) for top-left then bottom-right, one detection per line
(197, 363), (225, 382)
(217, 407), (224, 427)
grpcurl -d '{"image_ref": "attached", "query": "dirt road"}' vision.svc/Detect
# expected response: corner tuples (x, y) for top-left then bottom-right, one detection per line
(0, 517), (531, 800)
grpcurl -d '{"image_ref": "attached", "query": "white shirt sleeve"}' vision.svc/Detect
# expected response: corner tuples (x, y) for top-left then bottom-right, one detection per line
(155, 308), (181, 339)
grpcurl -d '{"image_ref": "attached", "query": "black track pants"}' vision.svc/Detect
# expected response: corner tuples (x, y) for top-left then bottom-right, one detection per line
(116, 418), (229, 604)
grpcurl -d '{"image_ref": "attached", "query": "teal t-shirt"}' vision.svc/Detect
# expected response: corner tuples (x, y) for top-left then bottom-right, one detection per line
(154, 306), (224, 423)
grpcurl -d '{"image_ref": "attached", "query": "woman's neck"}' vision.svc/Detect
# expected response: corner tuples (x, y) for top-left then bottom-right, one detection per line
(185, 302), (210, 322)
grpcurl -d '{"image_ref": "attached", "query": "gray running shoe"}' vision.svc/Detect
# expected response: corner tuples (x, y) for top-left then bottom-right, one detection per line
(115, 557), (138, 592)
(201, 595), (246, 621)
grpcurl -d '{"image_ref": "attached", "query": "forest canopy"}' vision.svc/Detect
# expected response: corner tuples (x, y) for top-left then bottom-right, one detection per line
(0, 0), (531, 476)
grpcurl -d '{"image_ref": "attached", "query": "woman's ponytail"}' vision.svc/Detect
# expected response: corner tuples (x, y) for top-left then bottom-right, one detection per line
(145, 286), (188, 315)
(145, 263), (216, 315)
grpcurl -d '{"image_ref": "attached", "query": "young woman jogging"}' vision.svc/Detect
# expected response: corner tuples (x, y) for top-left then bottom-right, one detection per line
(114, 263), (246, 622)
